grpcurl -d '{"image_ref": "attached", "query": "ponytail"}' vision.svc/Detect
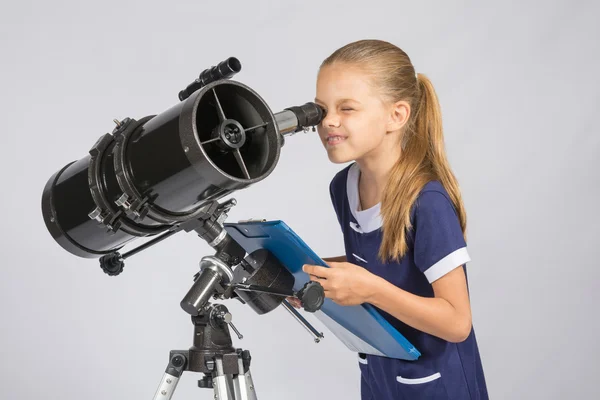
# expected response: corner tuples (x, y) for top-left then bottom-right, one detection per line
(379, 73), (467, 262)
(416, 74), (467, 236)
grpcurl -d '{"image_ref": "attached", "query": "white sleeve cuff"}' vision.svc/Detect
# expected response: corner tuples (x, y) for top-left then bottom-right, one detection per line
(423, 247), (471, 283)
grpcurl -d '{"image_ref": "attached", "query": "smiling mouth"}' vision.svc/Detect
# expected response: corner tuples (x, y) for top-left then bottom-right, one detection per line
(327, 136), (346, 145)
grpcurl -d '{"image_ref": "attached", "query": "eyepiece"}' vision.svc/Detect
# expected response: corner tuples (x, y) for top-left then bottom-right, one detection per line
(284, 103), (325, 129)
(179, 57), (242, 101)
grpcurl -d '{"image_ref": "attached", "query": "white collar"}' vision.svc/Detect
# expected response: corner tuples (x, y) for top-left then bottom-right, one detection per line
(346, 163), (383, 233)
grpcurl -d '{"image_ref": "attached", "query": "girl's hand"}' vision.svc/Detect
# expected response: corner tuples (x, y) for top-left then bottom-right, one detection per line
(302, 261), (378, 306)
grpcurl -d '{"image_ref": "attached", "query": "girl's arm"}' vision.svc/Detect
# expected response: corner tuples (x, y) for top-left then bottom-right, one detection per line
(366, 265), (472, 343)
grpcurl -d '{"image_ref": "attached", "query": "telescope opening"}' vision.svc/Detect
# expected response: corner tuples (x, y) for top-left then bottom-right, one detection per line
(195, 84), (277, 181)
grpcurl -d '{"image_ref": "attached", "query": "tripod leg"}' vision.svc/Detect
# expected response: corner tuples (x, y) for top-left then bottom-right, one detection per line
(152, 353), (187, 400)
(232, 352), (258, 400)
(213, 357), (235, 400)
(153, 372), (180, 400)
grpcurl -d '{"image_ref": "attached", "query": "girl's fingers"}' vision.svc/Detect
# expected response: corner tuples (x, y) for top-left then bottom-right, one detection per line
(286, 297), (301, 308)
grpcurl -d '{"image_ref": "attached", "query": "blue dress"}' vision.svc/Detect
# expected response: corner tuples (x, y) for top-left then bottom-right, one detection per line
(329, 163), (488, 400)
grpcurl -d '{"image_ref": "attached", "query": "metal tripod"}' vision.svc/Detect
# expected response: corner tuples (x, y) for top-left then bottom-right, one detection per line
(152, 302), (257, 400)
(147, 255), (324, 400)
(99, 200), (325, 400)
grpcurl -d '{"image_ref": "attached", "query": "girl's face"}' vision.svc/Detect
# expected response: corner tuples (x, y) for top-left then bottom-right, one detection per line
(315, 63), (395, 164)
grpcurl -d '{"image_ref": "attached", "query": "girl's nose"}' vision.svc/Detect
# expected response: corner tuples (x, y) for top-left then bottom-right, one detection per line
(322, 112), (340, 128)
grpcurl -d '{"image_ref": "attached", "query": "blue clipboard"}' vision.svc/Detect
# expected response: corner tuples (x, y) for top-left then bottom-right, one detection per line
(223, 219), (421, 360)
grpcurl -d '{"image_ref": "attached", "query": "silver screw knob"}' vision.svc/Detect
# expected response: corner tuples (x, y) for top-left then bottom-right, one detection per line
(115, 193), (131, 209)
(228, 320), (243, 340)
(218, 312), (243, 339)
(88, 207), (103, 222)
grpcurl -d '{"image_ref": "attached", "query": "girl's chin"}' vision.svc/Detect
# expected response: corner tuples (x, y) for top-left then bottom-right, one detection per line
(327, 151), (353, 164)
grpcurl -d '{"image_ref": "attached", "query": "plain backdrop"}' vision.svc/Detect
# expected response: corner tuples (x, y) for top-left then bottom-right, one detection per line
(1, 0), (598, 399)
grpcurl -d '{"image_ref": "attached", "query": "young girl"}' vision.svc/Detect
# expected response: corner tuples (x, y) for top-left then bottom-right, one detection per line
(299, 40), (489, 399)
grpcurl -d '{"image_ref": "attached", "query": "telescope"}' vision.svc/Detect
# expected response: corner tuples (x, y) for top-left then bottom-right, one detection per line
(41, 57), (327, 400)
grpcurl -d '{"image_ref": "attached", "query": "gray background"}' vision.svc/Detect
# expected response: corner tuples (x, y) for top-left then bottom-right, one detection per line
(1, 0), (598, 399)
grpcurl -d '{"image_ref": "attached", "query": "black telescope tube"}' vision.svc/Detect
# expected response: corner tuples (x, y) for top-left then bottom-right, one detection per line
(41, 82), (325, 259)
(42, 79), (282, 259)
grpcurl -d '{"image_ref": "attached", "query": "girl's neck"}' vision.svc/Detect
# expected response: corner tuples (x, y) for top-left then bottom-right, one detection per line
(356, 144), (401, 210)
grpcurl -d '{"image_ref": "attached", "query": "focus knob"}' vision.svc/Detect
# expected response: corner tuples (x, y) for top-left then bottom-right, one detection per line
(296, 281), (325, 313)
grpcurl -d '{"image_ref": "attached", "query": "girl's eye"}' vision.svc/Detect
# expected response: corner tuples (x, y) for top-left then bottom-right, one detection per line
(341, 108), (354, 111)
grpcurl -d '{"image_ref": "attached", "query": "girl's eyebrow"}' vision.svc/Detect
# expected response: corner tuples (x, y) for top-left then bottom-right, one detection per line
(314, 98), (361, 105)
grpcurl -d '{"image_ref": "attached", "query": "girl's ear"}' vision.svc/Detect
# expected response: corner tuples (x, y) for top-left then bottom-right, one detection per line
(387, 100), (411, 132)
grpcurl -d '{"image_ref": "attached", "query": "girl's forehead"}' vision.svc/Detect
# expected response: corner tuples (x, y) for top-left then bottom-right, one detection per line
(316, 64), (376, 100)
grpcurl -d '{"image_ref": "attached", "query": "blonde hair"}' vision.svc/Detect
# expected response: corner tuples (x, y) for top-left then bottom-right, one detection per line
(321, 39), (467, 262)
